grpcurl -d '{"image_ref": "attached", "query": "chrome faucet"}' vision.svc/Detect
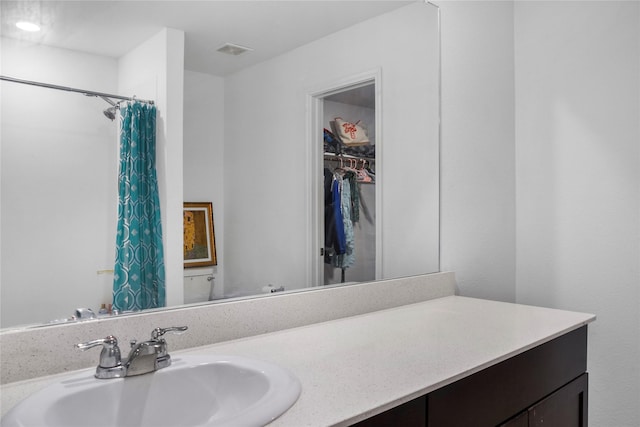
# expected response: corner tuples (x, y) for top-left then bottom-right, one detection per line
(76, 326), (188, 379)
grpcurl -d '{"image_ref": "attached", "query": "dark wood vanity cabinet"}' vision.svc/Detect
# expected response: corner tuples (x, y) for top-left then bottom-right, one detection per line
(353, 326), (588, 427)
(500, 373), (588, 427)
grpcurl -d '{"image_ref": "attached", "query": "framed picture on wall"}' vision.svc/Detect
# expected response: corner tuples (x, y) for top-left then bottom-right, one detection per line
(183, 202), (217, 268)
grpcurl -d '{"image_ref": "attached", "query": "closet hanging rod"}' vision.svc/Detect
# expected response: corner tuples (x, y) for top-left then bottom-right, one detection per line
(0, 75), (155, 105)
(324, 153), (375, 162)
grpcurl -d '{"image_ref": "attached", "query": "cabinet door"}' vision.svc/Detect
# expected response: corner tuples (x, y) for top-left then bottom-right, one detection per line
(500, 374), (589, 427)
(529, 373), (588, 427)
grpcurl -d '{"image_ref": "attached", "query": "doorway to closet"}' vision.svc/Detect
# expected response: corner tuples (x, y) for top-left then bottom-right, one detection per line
(317, 79), (380, 286)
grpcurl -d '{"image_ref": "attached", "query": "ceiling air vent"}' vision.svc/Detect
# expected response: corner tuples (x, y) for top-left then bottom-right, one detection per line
(216, 43), (253, 56)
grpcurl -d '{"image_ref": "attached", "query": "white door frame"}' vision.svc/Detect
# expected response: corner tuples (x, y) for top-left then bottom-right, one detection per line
(306, 69), (382, 287)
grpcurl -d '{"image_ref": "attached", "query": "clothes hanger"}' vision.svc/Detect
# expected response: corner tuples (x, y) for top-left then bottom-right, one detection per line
(356, 159), (373, 183)
(333, 157), (345, 176)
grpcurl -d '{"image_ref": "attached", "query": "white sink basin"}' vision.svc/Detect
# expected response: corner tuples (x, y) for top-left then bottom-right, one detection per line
(2, 355), (301, 427)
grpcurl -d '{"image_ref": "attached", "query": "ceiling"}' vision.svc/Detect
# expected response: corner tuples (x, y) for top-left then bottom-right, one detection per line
(0, 1), (411, 76)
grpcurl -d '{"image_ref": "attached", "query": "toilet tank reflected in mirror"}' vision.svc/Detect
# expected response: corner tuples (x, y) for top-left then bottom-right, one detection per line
(183, 274), (214, 304)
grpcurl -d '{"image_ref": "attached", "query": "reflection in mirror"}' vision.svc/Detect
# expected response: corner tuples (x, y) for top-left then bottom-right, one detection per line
(0, 1), (440, 329)
(322, 83), (378, 286)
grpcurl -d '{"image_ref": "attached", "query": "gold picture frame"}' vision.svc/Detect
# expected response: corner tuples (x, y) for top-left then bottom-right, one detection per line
(183, 202), (217, 268)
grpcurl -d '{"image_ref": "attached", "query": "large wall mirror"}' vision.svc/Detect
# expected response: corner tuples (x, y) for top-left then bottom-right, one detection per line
(1, 1), (440, 329)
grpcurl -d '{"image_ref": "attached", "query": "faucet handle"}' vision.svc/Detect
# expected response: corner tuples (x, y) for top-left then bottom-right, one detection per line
(76, 335), (122, 369)
(151, 326), (188, 340)
(76, 335), (118, 351)
(150, 327), (188, 369)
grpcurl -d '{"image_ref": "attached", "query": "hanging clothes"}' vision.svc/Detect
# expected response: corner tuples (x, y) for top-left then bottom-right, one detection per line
(113, 102), (165, 312)
(324, 168), (346, 264)
(345, 170), (360, 224)
(333, 174), (356, 269)
(332, 174), (346, 255)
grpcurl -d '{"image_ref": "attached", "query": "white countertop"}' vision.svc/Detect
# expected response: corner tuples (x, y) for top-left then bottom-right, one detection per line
(0, 296), (595, 426)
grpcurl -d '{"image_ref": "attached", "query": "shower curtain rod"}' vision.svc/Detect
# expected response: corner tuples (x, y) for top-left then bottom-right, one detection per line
(0, 75), (155, 105)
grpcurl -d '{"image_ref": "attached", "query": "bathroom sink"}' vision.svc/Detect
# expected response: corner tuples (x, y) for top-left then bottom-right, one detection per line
(2, 355), (301, 427)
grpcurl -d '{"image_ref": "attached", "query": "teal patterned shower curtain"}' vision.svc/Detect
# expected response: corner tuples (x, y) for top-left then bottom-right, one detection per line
(113, 102), (165, 311)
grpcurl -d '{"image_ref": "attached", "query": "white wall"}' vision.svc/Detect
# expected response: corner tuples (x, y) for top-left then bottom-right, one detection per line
(439, 1), (517, 302)
(223, 3), (440, 297)
(0, 38), (119, 326)
(118, 28), (185, 307)
(439, 1), (639, 425)
(183, 69), (225, 299)
(514, 2), (640, 426)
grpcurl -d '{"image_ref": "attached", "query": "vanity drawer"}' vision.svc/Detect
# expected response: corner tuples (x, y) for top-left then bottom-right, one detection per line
(352, 396), (426, 427)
